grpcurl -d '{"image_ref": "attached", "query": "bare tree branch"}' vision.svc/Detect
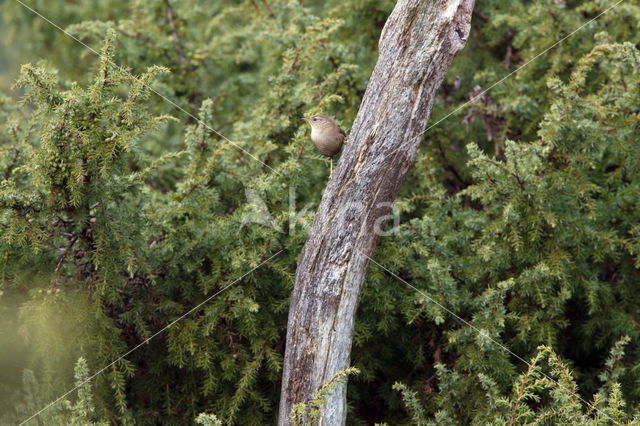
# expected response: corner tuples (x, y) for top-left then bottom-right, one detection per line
(278, 1), (475, 424)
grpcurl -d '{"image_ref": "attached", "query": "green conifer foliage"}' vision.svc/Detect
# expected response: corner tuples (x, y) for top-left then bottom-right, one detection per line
(0, 0), (639, 424)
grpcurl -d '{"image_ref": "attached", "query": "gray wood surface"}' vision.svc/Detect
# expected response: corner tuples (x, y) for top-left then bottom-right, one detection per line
(279, 1), (475, 424)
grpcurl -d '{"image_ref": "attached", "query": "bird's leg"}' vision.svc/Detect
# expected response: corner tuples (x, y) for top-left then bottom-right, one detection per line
(330, 160), (333, 176)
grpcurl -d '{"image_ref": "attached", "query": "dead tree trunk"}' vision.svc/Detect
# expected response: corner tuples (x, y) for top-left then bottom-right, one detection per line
(278, 1), (475, 424)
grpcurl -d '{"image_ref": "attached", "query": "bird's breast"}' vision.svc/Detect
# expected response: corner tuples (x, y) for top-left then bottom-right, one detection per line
(311, 128), (344, 156)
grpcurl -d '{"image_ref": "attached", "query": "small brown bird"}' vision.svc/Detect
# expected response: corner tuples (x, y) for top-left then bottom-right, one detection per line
(303, 114), (346, 157)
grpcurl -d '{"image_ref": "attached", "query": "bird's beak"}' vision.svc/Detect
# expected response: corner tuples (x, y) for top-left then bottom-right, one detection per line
(302, 117), (310, 122)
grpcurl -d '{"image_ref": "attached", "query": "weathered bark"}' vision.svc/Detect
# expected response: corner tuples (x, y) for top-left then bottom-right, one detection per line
(278, 1), (475, 424)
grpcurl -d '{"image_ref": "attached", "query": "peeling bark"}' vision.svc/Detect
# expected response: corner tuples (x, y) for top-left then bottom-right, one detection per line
(278, 1), (475, 424)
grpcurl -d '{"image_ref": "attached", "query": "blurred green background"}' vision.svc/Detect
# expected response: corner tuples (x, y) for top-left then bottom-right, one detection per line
(1, 0), (639, 424)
